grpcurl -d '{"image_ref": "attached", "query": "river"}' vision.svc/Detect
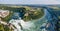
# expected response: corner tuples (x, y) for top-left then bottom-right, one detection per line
(0, 7), (58, 31)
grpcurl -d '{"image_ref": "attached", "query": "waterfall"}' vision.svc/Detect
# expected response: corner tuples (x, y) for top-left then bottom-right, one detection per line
(8, 9), (47, 31)
(9, 12), (34, 31)
(9, 17), (35, 31)
(8, 8), (56, 31)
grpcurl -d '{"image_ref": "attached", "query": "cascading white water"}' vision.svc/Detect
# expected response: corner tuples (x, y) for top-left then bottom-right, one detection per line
(8, 9), (49, 31)
(9, 17), (35, 31)
(0, 9), (48, 31)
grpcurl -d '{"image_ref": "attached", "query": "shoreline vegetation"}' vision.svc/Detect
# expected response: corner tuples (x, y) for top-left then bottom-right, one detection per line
(0, 5), (44, 31)
(0, 5), (44, 21)
(0, 5), (60, 31)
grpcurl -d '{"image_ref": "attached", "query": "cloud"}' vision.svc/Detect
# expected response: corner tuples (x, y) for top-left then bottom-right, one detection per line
(0, 0), (60, 4)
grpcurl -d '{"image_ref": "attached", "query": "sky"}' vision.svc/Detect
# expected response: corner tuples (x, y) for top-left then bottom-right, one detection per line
(0, 0), (60, 4)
